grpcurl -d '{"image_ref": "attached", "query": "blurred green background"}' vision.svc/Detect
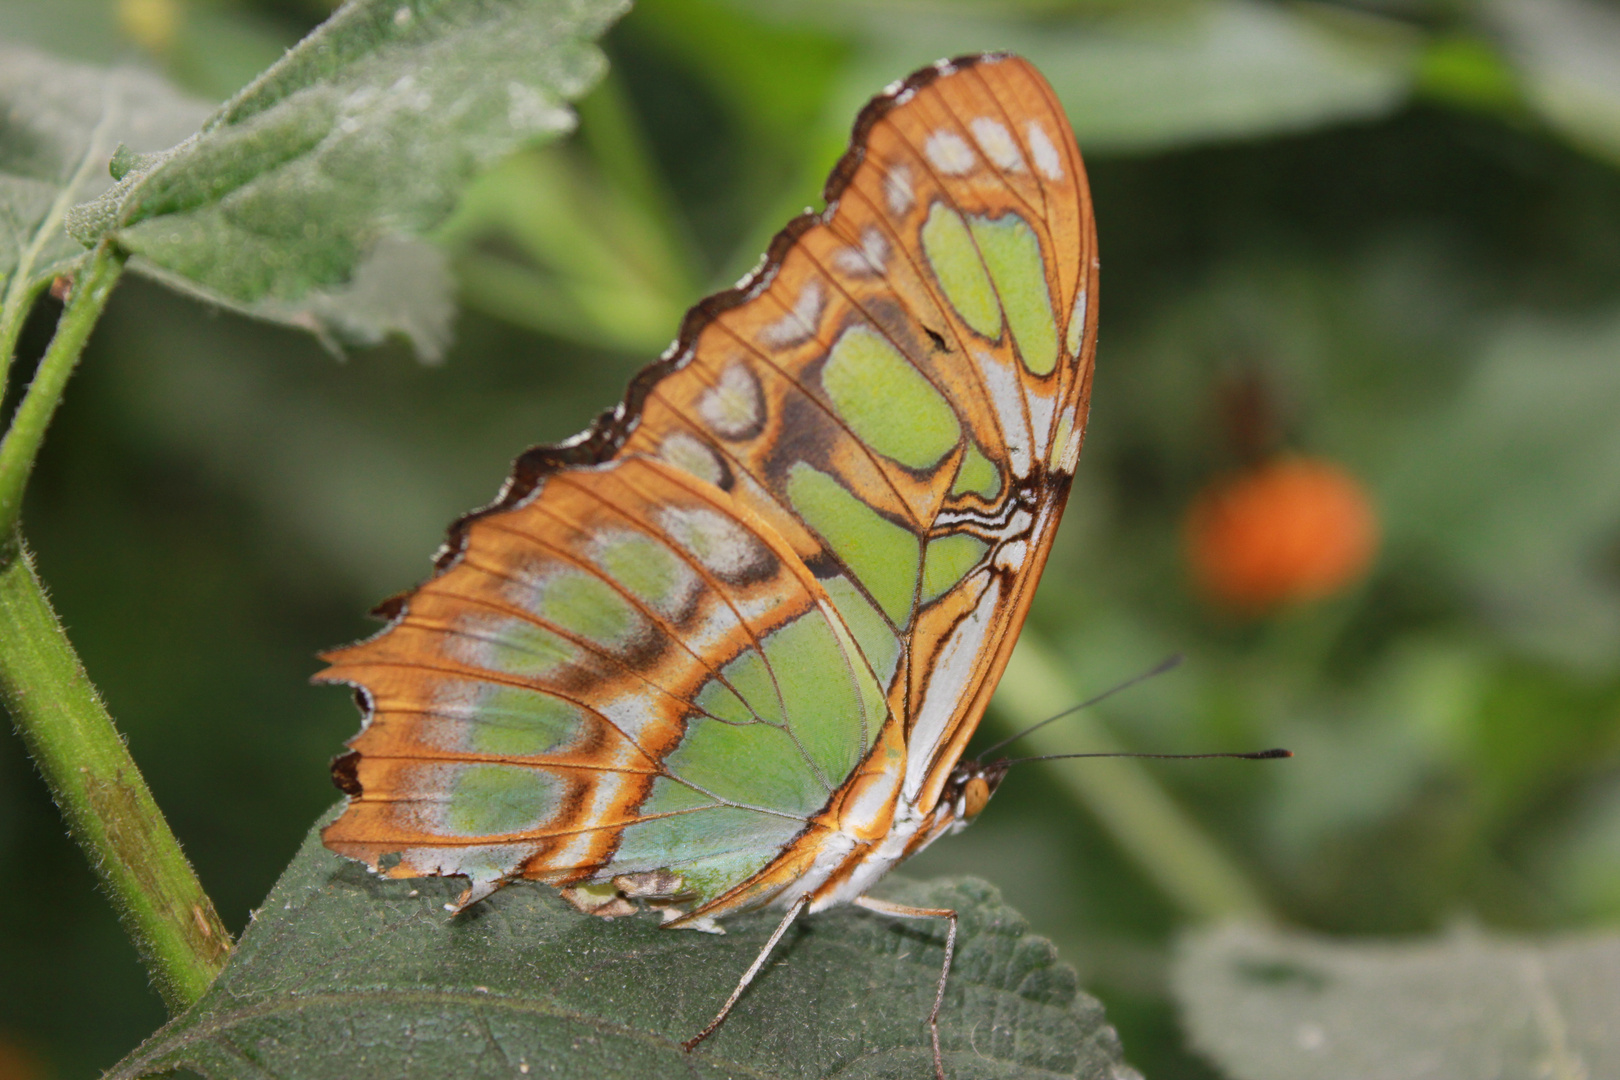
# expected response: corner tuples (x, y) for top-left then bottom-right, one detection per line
(4, 0), (1620, 1076)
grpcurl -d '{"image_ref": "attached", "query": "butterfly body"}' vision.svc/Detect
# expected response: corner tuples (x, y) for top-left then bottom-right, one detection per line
(319, 52), (1096, 951)
(786, 755), (1014, 917)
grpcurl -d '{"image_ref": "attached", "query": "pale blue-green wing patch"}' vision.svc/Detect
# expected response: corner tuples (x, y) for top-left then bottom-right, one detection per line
(952, 441), (1002, 500)
(819, 324), (962, 471)
(920, 202), (1002, 341)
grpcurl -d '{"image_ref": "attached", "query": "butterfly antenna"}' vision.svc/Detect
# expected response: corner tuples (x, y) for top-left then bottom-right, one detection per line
(1000, 748), (1292, 767)
(976, 653), (1184, 759)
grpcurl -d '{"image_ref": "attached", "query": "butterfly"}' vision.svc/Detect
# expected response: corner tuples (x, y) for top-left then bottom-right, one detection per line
(318, 51), (1097, 1079)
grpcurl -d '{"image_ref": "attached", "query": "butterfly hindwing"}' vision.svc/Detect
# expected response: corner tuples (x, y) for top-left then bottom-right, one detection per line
(320, 456), (889, 909)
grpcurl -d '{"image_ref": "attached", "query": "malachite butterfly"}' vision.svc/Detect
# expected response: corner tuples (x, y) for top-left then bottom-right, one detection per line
(319, 52), (1097, 1075)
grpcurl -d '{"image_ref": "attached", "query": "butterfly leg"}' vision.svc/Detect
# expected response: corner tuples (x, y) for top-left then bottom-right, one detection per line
(853, 895), (958, 1080)
(682, 893), (810, 1053)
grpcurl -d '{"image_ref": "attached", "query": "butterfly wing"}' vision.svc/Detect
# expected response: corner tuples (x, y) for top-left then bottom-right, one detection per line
(319, 53), (1096, 916)
(616, 54), (1097, 817)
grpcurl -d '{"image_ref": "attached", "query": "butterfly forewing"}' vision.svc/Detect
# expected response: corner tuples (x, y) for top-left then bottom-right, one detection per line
(319, 53), (1097, 920)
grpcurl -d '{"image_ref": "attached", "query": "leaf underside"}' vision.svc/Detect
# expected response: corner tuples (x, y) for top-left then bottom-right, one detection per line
(0, 43), (209, 296)
(64, 0), (630, 360)
(109, 810), (1132, 1080)
(1174, 922), (1620, 1080)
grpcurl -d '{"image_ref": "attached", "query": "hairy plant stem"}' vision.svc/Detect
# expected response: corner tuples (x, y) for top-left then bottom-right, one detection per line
(0, 275), (47, 395)
(0, 537), (232, 1010)
(994, 635), (1274, 922)
(0, 242), (230, 1011)
(0, 242), (125, 537)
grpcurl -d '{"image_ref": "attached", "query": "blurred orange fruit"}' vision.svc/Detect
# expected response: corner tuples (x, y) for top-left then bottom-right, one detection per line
(1184, 456), (1379, 613)
(0, 1033), (44, 1080)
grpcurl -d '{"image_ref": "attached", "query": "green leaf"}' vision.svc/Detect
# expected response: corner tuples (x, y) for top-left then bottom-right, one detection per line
(1491, 0), (1620, 168)
(722, 0), (1423, 280)
(1541, 780), (1620, 922)
(67, 0), (630, 361)
(1037, 1), (1421, 152)
(1380, 310), (1620, 672)
(767, 0), (1423, 155)
(437, 144), (694, 354)
(107, 811), (1132, 1079)
(1173, 922), (1620, 1080)
(0, 43), (209, 306)
(0, 0), (125, 68)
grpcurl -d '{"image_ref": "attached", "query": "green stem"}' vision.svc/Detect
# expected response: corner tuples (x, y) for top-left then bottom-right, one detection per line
(0, 239), (229, 1010)
(993, 634), (1273, 922)
(0, 275), (48, 396)
(575, 68), (702, 297)
(0, 242), (126, 538)
(0, 536), (231, 1010)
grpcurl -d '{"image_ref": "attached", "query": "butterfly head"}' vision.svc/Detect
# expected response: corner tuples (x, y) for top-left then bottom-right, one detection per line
(941, 758), (1012, 835)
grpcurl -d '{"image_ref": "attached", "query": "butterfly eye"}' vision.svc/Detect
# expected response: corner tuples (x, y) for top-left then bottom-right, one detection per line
(961, 775), (992, 819)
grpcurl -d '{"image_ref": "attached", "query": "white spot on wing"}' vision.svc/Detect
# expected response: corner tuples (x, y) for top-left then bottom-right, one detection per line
(1059, 416), (1083, 473)
(760, 280), (826, 348)
(970, 118), (1024, 171)
(832, 226), (889, 278)
(681, 600), (743, 657)
(994, 539), (1027, 571)
(1049, 407), (1081, 475)
(1027, 120), (1063, 181)
(546, 771), (630, 868)
(904, 575), (999, 801)
(731, 591), (786, 625)
(497, 566), (559, 616)
(698, 363), (763, 439)
(596, 689), (669, 742)
(976, 350), (1032, 478)
(1027, 387), (1056, 457)
(925, 130), (975, 175)
(1066, 287), (1088, 360)
(658, 504), (771, 580)
(885, 164), (914, 215)
(425, 682), (487, 751)
(660, 431), (725, 486)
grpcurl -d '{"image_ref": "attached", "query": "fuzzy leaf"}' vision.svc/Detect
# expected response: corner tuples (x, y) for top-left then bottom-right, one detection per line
(108, 811), (1134, 1079)
(0, 44), (209, 300)
(65, 0), (630, 360)
(1174, 922), (1620, 1080)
